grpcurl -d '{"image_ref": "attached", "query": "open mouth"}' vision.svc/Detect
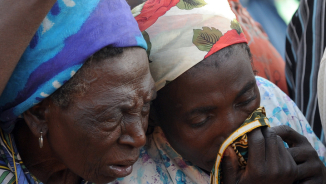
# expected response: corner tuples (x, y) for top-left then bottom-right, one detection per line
(108, 164), (133, 178)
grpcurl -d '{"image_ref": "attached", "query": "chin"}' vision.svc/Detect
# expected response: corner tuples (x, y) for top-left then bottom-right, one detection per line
(85, 175), (117, 184)
(201, 160), (215, 172)
(88, 164), (134, 183)
(81, 167), (131, 184)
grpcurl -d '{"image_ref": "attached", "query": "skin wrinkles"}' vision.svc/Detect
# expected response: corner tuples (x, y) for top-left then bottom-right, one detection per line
(76, 84), (155, 134)
(152, 48), (260, 172)
(14, 47), (156, 184)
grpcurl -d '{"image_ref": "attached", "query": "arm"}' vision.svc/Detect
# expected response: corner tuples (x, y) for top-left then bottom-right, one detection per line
(256, 76), (326, 161)
(0, 0), (56, 96)
(285, 0), (326, 139)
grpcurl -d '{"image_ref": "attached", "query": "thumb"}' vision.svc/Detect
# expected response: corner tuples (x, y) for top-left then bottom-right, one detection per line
(221, 146), (241, 184)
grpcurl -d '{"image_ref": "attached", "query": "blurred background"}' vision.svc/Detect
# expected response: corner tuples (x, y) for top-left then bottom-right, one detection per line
(240, 0), (300, 59)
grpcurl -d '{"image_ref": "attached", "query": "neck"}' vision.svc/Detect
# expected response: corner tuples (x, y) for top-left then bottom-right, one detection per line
(12, 121), (81, 184)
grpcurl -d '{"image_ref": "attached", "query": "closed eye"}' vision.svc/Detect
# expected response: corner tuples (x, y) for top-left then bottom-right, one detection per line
(190, 115), (212, 128)
(235, 94), (257, 107)
(234, 80), (257, 108)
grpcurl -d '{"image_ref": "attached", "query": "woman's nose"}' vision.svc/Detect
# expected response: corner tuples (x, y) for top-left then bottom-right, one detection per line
(118, 116), (146, 148)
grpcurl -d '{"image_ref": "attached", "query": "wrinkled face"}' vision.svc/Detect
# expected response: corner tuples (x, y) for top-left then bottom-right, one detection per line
(153, 48), (260, 172)
(46, 48), (155, 183)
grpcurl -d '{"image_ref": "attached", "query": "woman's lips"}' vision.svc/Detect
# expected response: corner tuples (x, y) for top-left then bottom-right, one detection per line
(108, 164), (133, 178)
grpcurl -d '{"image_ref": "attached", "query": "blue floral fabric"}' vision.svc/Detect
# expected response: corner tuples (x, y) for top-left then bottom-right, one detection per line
(110, 76), (326, 184)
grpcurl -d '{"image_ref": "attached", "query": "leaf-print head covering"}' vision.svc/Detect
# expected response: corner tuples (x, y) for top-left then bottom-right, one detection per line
(133, 0), (247, 91)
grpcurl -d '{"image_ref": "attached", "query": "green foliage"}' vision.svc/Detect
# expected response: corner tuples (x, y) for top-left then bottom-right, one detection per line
(177, 0), (207, 10)
(230, 19), (243, 35)
(142, 31), (152, 59)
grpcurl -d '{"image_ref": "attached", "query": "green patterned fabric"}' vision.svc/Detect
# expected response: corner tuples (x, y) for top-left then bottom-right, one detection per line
(210, 107), (269, 184)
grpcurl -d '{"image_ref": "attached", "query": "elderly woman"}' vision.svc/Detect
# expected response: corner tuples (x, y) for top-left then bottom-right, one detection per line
(112, 0), (326, 183)
(0, 0), (155, 183)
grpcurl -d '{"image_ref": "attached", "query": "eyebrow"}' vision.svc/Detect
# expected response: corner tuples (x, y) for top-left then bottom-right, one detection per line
(235, 80), (256, 99)
(187, 106), (217, 117)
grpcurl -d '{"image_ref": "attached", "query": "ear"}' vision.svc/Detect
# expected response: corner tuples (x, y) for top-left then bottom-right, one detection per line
(23, 98), (51, 138)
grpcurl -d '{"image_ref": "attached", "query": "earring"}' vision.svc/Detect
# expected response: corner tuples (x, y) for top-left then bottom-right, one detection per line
(39, 132), (43, 148)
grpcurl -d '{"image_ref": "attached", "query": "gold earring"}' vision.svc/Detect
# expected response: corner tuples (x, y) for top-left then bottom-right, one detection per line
(39, 132), (43, 148)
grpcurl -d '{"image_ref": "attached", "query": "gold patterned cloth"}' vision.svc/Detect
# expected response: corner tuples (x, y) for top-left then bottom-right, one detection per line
(210, 106), (270, 184)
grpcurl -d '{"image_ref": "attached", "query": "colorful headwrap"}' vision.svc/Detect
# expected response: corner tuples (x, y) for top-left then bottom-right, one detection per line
(132, 0), (247, 91)
(0, 0), (147, 132)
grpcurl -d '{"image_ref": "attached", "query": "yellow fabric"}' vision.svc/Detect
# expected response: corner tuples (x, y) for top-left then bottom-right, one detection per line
(210, 107), (270, 184)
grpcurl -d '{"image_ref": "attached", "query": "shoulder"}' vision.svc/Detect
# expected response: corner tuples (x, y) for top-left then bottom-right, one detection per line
(256, 76), (309, 130)
(256, 76), (326, 163)
(0, 130), (17, 184)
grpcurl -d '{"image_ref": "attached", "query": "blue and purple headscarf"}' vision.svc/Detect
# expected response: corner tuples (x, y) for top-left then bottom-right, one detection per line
(0, 0), (147, 133)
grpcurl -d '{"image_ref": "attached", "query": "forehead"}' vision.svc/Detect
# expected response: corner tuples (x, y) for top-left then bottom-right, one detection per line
(158, 50), (255, 107)
(73, 48), (154, 107)
(102, 47), (150, 85)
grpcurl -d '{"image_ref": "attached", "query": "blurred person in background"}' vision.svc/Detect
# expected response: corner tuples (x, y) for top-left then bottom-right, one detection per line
(240, 0), (288, 58)
(286, 0), (326, 143)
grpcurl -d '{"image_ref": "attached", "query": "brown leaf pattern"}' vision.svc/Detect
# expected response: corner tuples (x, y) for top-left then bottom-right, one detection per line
(192, 27), (223, 52)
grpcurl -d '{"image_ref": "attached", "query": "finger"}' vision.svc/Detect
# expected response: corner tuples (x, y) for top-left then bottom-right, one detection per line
(247, 128), (266, 165)
(271, 125), (308, 147)
(295, 156), (325, 182)
(261, 127), (279, 160)
(276, 135), (299, 178)
(298, 180), (323, 184)
(221, 146), (241, 184)
(288, 147), (311, 164)
(276, 135), (294, 161)
(262, 128), (299, 181)
(296, 162), (321, 182)
(276, 135), (287, 154)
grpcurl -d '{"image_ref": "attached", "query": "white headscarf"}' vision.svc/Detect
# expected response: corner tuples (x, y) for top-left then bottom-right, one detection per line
(133, 0), (247, 91)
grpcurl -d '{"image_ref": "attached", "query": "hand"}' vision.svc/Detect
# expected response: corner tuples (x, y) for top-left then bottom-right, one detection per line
(272, 125), (326, 184)
(222, 127), (298, 184)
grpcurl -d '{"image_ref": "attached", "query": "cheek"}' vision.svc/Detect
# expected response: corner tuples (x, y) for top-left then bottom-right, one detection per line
(161, 122), (221, 170)
(142, 115), (149, 132)
(256, 87), (261, 106)
(46, 115), (121, 179)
